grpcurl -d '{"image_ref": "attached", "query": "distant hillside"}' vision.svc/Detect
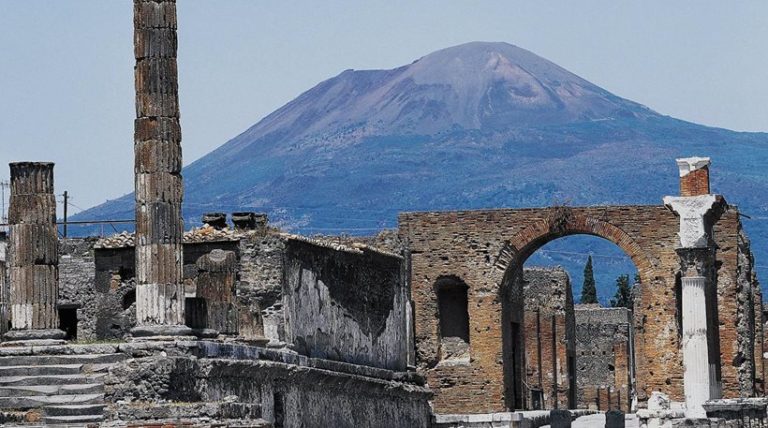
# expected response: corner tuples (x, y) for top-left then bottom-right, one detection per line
(74, 42), (768, 298)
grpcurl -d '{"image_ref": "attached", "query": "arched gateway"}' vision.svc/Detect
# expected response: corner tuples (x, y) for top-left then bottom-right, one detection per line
(398, 162), (763, 414)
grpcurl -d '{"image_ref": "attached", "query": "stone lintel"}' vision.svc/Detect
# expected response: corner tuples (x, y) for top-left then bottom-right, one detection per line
(676, 157), (711, 177)
(663, 194), (719, 248)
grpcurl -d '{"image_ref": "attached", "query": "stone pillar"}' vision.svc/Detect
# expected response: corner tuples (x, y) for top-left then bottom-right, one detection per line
(0, 231), (8, 336)
(131, 0), (191, 337)
(3, 162), (65, 342)
(664, 156), (723, 418)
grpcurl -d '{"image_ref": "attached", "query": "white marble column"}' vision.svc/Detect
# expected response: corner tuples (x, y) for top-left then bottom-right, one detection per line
(681, 276), (709, 418)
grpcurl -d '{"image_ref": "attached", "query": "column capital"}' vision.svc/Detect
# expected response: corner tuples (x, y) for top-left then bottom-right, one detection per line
(676, 157), (710, 178)
(663, 194), (724, 248)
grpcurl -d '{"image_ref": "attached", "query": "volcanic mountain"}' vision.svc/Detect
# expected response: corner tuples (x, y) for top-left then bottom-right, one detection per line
(76, 42), (768, 299)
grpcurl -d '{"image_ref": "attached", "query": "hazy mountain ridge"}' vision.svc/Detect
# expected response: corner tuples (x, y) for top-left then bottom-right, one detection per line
(74, 42), (768, 299)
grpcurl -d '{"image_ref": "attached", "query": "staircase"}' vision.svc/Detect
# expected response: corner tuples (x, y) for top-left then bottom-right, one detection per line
(0, 353), (128, 425)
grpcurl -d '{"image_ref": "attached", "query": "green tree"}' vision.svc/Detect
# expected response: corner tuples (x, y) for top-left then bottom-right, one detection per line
(611, 274), (633, 309)
(580, 255), (598, 304)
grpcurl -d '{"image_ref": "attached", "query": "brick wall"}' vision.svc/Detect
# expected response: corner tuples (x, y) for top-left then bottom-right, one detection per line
(399, 204), (756, 413)
(680, 166), (710, 196)
(522, 267), (574, 409)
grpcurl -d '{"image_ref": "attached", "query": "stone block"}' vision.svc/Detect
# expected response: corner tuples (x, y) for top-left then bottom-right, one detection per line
(549, 409), (571, 428)
(605, 410), (625, 428)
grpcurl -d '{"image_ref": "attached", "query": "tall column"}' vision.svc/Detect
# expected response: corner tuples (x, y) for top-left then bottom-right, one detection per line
(3, 162), (65, 342)
(131, 0), (190, 337)
(664, 156), (722, 418)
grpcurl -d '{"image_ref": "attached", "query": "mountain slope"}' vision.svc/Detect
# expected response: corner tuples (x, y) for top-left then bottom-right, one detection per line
(75, 42), (768, 298)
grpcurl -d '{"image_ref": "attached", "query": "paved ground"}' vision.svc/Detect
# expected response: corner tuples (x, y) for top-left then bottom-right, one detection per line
(541, 412), (639, 428)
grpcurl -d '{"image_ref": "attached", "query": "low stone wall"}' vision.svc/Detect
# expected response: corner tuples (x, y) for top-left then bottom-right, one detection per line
(102, 340), (431, 428)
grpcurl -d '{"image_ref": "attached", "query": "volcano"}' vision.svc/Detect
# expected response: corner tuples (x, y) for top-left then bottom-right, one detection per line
(75, 42), (768, 299)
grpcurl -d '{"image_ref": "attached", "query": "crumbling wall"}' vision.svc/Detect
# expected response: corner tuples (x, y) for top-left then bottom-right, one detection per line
(574, 306), (632, 412)
(58, 238), (98, 338)
(105, 353), (431, 428)
(236, 233), (286, 341)
(58, 238), (242, 340)
(283, 238), (409, 371)
(522, 266), (575, 410)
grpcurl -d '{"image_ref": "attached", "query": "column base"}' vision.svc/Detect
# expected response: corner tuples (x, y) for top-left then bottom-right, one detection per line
(130, 324), (196, 340)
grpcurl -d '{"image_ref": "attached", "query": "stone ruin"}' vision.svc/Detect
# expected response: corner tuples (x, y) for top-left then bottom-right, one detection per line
(0, 0), (766, 427)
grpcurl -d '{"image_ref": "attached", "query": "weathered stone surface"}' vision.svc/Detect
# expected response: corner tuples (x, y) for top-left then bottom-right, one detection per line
(575, 306), (632, 413)
(283, 238), (410, 371)
(523, 267), (575, 410)
(7, 195), (56, 225)
(7, 225), (57, 267)
(133, 0), (186, 332)
(7, 163), (54, 197)
(104, 354), (431, 428)
(194, 249), (238, 334)
(6, 162), (61, 336)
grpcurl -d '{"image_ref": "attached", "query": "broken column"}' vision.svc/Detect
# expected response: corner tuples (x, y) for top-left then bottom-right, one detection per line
(664, 157), (723, 418)
(195, 249), (238, 335)
(3, 162), (65, 342)
(132, 0), (191, 337)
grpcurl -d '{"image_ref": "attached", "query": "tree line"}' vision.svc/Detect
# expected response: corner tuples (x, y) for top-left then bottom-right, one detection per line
(579, 255), (637, 310)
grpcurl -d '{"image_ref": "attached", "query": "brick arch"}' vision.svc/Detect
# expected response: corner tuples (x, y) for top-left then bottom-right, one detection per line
(497, 213), (657, 285)
(399, 205), (748, 413)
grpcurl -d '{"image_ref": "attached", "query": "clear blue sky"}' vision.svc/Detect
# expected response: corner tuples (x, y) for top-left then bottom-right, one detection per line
(1, 1), (766, 214)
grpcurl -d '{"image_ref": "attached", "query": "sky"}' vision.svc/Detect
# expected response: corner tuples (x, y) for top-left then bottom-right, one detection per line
(0, 1), (767, 217)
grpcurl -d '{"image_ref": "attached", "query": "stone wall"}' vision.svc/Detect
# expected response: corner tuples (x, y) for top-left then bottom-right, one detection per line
(283, 238), (410, 371)
(104, 343), (431, 428)
(522, 267), (575, 410)
(58, 238), (98, 339)
(574, 305), (632, 412)
(235, 233), (286, 342)
(398, 205), (758, 413)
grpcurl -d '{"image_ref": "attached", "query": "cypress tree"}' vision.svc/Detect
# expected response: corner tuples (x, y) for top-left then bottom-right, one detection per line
(611, 274), (633, 309)
(581, 255), (598, 304)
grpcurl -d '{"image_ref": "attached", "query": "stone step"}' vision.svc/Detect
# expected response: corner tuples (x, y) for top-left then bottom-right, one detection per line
(0, 373), (106, 386)
(0, 364), (83, 377)
(43, 413), (105, 425)
(0, 383), (103, 397)
(0, 393), (103, 410)
(0, 352), (128, 367)
(44, 403), (105, 417)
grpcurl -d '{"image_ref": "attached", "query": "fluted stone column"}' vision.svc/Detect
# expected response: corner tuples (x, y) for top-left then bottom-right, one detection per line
(664, 156), (722, 418)
(131, 0), (190, 337)
(3, 162), (65, 342)
(680, 275), (710, 416)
